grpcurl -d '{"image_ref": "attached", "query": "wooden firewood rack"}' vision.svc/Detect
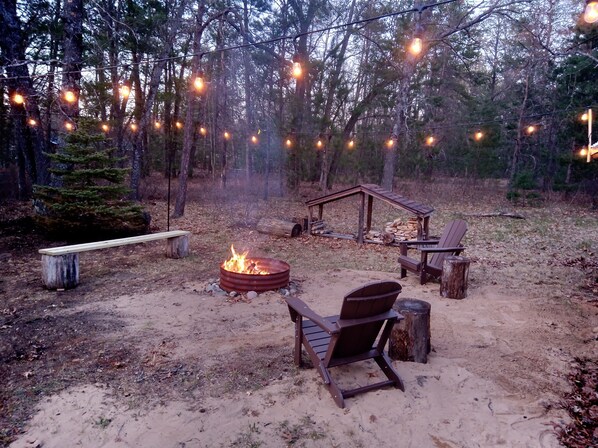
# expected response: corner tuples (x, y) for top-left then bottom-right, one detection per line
(305, 184), (434, 245)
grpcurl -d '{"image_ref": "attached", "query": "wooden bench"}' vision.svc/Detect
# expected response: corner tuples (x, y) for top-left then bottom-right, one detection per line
(39, 230), (191, 290)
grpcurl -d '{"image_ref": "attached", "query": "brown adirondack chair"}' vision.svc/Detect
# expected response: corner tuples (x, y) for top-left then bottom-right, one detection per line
(398, 219), (467, 284)
(284, 281), (404, 408)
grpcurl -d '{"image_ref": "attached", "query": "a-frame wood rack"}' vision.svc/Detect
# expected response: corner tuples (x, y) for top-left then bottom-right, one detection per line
(306, 184), (434, 244)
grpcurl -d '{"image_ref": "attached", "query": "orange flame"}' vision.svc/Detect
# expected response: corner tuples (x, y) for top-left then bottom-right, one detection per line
(222, 245), (269, 275)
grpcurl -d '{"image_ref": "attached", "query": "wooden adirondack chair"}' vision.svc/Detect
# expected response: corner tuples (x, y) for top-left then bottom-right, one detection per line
(284, 281), (404, 408)
(398, 219), (467, 284)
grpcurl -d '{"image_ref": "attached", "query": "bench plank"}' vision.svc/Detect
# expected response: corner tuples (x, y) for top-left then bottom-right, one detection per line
(39, 230), (191, 256)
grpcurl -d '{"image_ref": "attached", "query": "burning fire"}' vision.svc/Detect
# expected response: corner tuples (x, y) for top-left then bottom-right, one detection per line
(222, 245), (269, 275)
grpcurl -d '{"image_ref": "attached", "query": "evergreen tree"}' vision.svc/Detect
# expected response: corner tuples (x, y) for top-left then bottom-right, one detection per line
(33, 126), (150, 240)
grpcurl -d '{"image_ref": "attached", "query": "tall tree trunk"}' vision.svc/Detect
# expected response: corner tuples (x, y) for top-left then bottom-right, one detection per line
(129, 0), (188, 200)
(61, 0), (83, 119)
(0, 0), (50, 190)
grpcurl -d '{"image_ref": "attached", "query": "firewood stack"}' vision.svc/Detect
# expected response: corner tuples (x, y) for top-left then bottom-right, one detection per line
(383, 217), (419, 241)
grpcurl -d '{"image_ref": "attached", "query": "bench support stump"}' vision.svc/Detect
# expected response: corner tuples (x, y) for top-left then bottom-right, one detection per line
(166, 234), (189, 259)
(389, 299), (431, 363)
(440, 256), (470, 299)
(42, 254), (79, 289)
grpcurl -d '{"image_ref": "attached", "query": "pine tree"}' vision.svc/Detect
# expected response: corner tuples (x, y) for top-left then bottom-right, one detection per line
(34, 127), (150, 240)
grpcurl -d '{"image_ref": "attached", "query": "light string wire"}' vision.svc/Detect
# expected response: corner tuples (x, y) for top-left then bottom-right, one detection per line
(0, 0), (457, 82)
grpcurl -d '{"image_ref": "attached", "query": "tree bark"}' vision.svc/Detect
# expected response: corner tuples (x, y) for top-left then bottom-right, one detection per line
(60, 0), (84, 119)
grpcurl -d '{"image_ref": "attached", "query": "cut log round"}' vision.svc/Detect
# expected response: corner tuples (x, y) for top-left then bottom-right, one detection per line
(389, 298), (431, 363)
(41, 254), (79, 289)
(166, 234), (189, 259)
(257, 218), (301, 238)
(440, 256), (470, 299)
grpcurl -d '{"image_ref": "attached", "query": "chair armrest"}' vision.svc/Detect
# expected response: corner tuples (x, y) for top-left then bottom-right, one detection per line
(285, 297), (339, 334)
(399, 239), (440, 247)
(420, 246), (465, 254)
(336, 310), (401, 329)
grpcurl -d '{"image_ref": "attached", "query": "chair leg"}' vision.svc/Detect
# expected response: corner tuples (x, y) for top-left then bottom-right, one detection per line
(420, 269), (427, 285)
(375, 354), (405, 391)
(400, 266), (407, 278)
(294, 320), (303, 366)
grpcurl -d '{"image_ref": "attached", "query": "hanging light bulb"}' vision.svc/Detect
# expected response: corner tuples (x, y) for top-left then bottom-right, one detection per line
(64, 121), (74, 131)
(386, 138), (395, 148)
(130, 123), (138, 132)
(408, 21), (424, 56)
(223, 131), (231, 140)
(526, 125), (536, 135)
(154, 121), (161, 129)
(347, 139), (355, 149)
(292, 54), (302, 79)
(28, 118), (37, 127)
(63, 89), (77, 103)
(251, 135), (258, 144)
(119, 84), (131, 99)
(316, 138), (323, 149)
(474, 131), (484, 141)
(199, 126), (207, 136)
(581, 112), (589, 121)
(580, 147), (588, 157)
(175, 121), (183, 129)
(101, 123), (110, 132)
(12, 93), (25, 105)
(426, 136), (435, 146)
(285, 138), (292, 148)
(193, 71), (205, 92)
(583, 0), (598, 23)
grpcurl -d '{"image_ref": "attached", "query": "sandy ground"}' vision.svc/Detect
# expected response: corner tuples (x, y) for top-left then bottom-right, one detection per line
(3, 180), (597, 448)
(9, 263), (591, 448)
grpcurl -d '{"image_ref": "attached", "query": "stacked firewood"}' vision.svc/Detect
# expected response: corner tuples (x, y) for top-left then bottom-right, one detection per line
(383, 217), (419, 241)
(310, 219), (328, 234)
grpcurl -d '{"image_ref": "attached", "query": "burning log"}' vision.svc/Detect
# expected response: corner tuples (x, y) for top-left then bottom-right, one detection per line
(257, 218), (302, 238)
(220, 245), (290, 292)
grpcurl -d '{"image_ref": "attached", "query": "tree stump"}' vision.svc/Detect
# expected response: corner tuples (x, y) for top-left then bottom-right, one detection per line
(166, 234), (189, 259)
(256, 218), (302, 237)
(389, 299), (431, 363)
(440, 256), (470, 299)
(41, 254), (79, 289)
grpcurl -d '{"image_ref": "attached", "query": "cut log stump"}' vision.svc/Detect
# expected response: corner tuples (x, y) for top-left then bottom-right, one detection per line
(389, 298), (431, 363)
(166, 234), (189, 259)
(257, 218), (302, 237)
(41, 254), (79, 289)
(440, 255), (470, 299)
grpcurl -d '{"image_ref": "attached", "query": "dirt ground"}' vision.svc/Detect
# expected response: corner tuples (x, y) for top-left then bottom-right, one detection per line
(1, 176), (597, 447)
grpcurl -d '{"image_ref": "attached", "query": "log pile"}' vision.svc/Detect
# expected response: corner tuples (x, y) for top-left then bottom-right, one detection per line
(384, 217), (419, 240)
(310, 220), (328, 234)
(364, 217), (419, 243)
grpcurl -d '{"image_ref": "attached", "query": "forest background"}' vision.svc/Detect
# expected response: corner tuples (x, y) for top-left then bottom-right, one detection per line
(1, 0), (597, 222)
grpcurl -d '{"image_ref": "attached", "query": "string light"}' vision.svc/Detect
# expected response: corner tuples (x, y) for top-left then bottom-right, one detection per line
(580, 147), (588, 157)
(130, 123), (138, 132)
(154, 121), (161, 129)
(12, 93), (25, 105)
(526, 125), (536, 135)
(291, 54), (302, 79)
(193, 71), (205, 92)
(316, 138), (323, 149)
(251, 135), (258, 144)
(64, 121), (74, 131)
(28, 118), (37, 126)
(175, 121), (183, 129)
(63, 90), (77, 103)
(409, 36), (423, 56)
(386, 138), (395, 148)
(285, 138), (292, 148)
(425, 136), (435, 146)
(224, 131), (231, 140)
(119, 84), (130, 99)
(581, 112), (589, 121)
(101, 123), (109, 132)
(347, 139), (355, 149)
(474, 131), (484, 141)
(199, 126), (207, 136)
(583, 0), (598, 23)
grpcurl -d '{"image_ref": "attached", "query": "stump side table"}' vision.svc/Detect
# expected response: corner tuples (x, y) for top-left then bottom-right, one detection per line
(440, 255), (470, 299)
(389, 298), (431, 363)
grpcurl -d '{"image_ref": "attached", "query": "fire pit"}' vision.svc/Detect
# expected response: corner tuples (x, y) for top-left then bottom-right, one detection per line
(220, 245), (290, 293)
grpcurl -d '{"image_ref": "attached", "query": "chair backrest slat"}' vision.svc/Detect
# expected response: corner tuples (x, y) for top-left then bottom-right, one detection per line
(428, 220), (467, 269)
